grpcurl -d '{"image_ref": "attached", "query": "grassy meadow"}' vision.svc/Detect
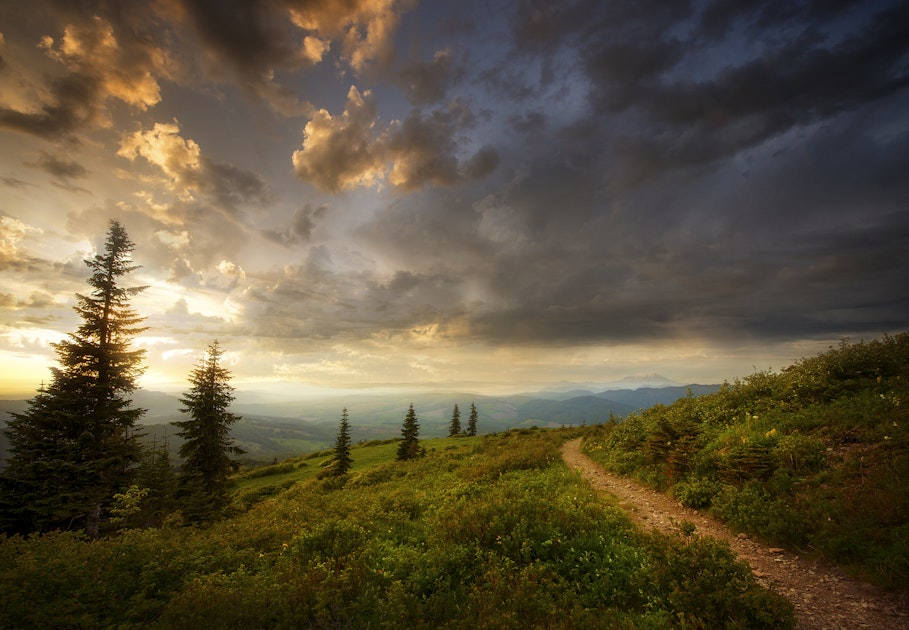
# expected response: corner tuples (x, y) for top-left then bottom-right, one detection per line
(0, 428), (794, 628)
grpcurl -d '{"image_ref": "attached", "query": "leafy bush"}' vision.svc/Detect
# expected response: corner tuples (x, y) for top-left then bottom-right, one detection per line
(775, 433), (827, 474)
(673, 477), (723, 508)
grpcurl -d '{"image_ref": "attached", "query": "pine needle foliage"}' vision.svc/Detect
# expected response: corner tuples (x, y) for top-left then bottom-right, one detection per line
(448, 403), (461, 436)
(396, 403), (421, 460)
(466, 401), (478, 436)
(1, 221), (147, 536)
(172, 341), (244, 522)
(332, 408), (353, 476)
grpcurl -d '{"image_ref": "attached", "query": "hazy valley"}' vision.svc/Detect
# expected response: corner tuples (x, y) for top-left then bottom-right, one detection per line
(2, 377), (720, 465)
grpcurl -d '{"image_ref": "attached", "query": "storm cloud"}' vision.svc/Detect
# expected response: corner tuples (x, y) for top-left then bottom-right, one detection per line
(1, 0), (907, 393)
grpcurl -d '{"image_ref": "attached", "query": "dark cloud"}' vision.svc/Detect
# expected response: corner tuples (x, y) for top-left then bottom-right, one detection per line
(509, 111), (546, 135)
(397, 48), (461, 104)
(462, 146), (499, 181)
(172, 0), (296, 83)
(580, 1), (909, 171)
(347, 58), (909, 348)
(1, 176), (31, 188)
(238, 256), (468, 342)
(117, 120), (271, 214)
(264, 203), (328, 245)
(0, 74), (98, 139)
(26, 151), (88, 179)
(161, 0), (415, 112)
(384, 100), (472, 190)
(202, 158), (272, 210)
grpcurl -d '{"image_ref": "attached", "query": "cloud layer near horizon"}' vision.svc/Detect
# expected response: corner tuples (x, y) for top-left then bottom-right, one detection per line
(1, 0), (907, 392)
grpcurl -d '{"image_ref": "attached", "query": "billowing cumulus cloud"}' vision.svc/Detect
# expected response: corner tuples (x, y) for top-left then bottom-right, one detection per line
(288, 0), (416, 72)
(0, 12), (170, 138)
(0, 0), (415, 139)
(292, 86), (498, 192)
(118, 120), (271, 212)
(291, 86), (385, 192)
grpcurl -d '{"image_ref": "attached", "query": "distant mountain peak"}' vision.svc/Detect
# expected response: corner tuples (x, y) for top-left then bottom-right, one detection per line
(617, 373), (676, 384)
(600, 374), (681, 390)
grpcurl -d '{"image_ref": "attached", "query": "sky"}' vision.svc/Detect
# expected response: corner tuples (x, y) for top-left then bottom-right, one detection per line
(1, 0), (908, 398)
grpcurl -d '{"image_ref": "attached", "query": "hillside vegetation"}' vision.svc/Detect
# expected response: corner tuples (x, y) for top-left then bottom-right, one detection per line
(0, 430), (793, 628)
(584, 333), (909, 590)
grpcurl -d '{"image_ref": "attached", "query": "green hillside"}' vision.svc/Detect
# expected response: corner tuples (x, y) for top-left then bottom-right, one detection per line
(0, 429), (793, 628)
(4, 333), (905, 627)
(583, 333), (909, 590)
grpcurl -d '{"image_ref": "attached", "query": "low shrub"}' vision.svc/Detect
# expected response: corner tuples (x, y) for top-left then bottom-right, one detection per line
(673, 477), (723, 508)
(234, 461), (300, 480)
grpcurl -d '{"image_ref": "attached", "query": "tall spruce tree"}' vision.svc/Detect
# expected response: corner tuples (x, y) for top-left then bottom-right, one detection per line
(1, 221), (147, 536)
(466, 402), (478, 436)
(396, 403), (421, 461)
(332, 408), (353, 476)
(448, 403), (461, 436)
(172, 341), (244, 522)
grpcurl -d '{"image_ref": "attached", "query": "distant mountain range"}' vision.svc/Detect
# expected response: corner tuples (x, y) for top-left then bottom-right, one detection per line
(0, 377), (720, 465)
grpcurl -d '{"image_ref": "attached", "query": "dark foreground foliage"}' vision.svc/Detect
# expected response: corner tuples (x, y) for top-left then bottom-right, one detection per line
(584, 333), (909, 590)
(0, 428), (793, 628)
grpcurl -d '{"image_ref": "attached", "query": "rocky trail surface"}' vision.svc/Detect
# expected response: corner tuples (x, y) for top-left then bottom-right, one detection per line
(561, 438), (909, 629)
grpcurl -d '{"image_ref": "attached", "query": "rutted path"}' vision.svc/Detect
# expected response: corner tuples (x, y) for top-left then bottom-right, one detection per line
(561, 438), (909, 630)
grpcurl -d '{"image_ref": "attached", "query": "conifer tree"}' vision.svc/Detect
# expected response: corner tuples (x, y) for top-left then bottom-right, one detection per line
(396, 403), (421, 460)
(1, 221), (147, 536)
(448, 403), (462, 436)
(172, 341), (244, 522)
(466, 402), (478, 436)
(132, 438), (177, 528)
(332, 408), (353, 476)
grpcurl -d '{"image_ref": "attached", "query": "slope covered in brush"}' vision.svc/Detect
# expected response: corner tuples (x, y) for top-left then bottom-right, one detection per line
(1, 429), (793, 628)
(584, 333), (909, 590)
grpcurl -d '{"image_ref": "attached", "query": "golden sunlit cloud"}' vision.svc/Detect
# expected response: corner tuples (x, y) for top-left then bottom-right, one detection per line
(44, 17), (166, 111)
(292, 85), (385, 192)
(0, 216), (42, 268)
(289, 0), (414, 72)
(0, 14), (172, 136)
(118, 121), (202, 197)
(292, 86), (497, 192)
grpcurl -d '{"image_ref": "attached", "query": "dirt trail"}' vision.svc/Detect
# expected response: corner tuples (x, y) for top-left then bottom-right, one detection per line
(561, 438), (909, 630)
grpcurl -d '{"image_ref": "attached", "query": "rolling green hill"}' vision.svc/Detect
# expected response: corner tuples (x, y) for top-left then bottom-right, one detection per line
(4, 335), (904, 626)
(0, 428), (794, 628)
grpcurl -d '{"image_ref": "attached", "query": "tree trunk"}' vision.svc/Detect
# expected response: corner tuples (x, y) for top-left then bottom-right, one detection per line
(85, 502), (101, 538)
